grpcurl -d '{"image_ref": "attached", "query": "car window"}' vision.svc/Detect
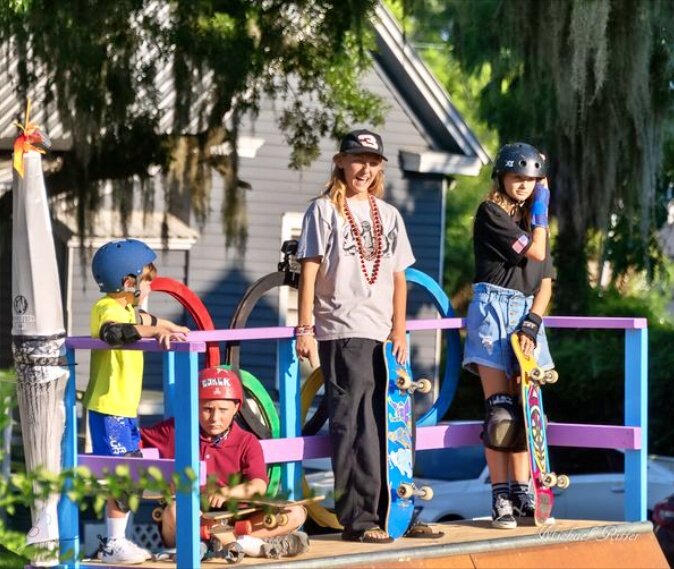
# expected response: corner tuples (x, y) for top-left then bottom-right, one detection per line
(414, 446), (485, 481)
(548, 447), (624, 475)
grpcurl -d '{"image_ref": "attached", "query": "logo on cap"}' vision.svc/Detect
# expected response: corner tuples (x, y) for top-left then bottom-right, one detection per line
(201, 377), (232, 389)
(357, 134), (379, 150)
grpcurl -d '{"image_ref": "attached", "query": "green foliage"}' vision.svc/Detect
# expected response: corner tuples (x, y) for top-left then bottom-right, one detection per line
(396, 0), (674, 311)
(384, 0), (498, 308)
(0, 371), (204, 562)
(442, 174), (485, 309)
(0, 1), (384, 245)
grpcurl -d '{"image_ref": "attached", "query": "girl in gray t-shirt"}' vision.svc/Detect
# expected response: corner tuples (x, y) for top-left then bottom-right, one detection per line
(296, 129), (415, 543)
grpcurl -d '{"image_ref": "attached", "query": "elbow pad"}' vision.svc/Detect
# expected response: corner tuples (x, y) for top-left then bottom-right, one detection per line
(100, 322), (141, 347)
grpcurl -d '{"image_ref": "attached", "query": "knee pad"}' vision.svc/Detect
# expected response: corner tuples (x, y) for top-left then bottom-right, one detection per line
(482, 393), (524, 451)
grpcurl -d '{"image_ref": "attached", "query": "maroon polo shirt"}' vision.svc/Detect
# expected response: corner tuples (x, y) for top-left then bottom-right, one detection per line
(140, 419), (268, 487)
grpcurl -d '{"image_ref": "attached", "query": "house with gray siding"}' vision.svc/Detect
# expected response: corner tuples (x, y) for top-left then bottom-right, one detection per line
(0, 4), (488, 418)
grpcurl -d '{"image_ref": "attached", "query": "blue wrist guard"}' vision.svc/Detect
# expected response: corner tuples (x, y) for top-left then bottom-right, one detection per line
(531, 183), (550, 228)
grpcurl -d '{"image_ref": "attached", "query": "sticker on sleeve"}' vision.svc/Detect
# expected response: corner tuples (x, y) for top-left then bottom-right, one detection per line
(511, 234), (529, 254)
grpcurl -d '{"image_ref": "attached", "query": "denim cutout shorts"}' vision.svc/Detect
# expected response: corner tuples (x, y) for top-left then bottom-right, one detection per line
(463, 282), (554, 378)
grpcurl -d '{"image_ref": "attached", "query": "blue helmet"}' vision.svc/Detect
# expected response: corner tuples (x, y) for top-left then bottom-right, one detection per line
(92, 239), (157, 293)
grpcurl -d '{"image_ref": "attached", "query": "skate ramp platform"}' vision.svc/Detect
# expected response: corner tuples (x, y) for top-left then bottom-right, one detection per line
(80, 519), (668, 568)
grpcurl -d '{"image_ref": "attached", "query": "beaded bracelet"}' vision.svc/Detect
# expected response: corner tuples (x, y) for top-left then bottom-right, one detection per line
(294, 325), (315, 337)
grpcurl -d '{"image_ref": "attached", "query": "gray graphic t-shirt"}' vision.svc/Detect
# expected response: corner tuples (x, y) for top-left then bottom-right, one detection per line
(297, 195), (415, 341)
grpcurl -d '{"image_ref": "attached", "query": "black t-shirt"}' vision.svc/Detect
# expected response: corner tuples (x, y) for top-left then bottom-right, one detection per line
(473, 201), (555, 296)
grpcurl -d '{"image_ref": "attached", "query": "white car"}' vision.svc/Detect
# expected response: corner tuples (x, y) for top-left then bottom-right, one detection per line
(305, 446), (674, 522)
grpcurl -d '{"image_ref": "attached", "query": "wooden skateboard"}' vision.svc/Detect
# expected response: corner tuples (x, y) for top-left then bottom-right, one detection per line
(146, 489), (257, 537)
(202, 507), (259, 537)
(383, 341), (433, 539)
(510, 333), (569, 526)
(242, 495), (325, 530)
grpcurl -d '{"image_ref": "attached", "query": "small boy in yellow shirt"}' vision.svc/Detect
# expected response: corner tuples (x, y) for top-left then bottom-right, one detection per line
(83, 238), (189, 564)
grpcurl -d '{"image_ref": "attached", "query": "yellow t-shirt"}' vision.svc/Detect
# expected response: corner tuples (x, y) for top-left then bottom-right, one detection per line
(83, 296), (143, 418)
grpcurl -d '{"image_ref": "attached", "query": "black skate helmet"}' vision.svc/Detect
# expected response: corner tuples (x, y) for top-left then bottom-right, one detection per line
(491, 143), (547, 180)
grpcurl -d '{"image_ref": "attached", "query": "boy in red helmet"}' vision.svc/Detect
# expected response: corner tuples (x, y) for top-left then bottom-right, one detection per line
(140, 367), (309, 560)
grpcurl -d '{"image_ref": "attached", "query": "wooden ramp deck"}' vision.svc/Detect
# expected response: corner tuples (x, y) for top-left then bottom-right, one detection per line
(80, 519), (668, 568)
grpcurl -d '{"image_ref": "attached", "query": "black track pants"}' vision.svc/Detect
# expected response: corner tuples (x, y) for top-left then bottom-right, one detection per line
(319, 338), (388, 532)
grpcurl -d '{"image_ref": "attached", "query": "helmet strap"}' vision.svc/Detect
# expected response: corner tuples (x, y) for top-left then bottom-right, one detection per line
(121, 275), (143, 302)
(208, 425), (231, 446)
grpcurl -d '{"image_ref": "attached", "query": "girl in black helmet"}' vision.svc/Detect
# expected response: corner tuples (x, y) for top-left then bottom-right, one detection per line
(463, 142), (556, 529)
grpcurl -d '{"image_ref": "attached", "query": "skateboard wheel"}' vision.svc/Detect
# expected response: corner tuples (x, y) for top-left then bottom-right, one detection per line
(542, 473), (557, 488)
(263, 513), (278, 530)
(234, 520), (252, 535)
(544, 370), (559, 384)
(278, 513), (289, 526)
(416, 378), (432, 394)
(556, 474), (570, 489)
(530, 367), (545, 382)
(151, 507), (164, 523)
(397, 483), (414, 499)
(200, 524), (211, 541)
(420, 486), (433, 501)
(396, 373), (412, 390)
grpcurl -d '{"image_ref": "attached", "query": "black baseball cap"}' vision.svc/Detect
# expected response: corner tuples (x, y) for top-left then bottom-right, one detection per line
(339, 129), (388, 161)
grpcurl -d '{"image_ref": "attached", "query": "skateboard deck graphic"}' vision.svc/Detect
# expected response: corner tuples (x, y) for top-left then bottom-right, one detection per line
(510, 333), (569, 526)
(383, 341), (433, 539)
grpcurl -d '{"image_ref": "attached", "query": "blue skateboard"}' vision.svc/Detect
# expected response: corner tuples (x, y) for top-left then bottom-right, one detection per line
(383, 341), (433, 539)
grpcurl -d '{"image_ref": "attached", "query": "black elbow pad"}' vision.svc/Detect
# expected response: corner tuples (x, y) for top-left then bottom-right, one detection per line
(100, 322), (142, 347)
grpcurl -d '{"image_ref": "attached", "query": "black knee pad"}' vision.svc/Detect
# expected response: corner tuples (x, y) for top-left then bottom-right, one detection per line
(482, 393), (524, 451)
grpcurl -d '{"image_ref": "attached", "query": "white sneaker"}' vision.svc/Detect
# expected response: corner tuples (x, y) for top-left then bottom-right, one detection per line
(97, 537), (151, 564)
(29, 540), (59, 567)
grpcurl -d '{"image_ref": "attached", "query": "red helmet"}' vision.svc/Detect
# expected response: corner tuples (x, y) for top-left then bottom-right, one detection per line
(198, 367), (244, 404)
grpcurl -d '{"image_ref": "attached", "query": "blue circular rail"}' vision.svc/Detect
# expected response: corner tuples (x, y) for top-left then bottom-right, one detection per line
(405, 268), (462, 426)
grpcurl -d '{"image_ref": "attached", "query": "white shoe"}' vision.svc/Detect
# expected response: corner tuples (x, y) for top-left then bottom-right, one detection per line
(97, 537), (151, 564)
(29, 540), (59, 567)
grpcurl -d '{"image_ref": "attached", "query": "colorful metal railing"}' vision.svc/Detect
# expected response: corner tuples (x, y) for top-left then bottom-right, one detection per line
(58, 309), (647, 569)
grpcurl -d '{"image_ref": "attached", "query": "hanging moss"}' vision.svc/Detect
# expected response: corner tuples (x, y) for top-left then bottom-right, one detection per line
(0, 1), (385, 248)
(434, 0), (674, 309)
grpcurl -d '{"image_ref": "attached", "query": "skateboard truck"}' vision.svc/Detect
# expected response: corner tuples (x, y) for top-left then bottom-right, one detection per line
(263, 512), (289, 530)
(530, 367), (559, 384)
(541, 473), (571, 489)
(397, 483), (433, 501)
(395, 371), (432, 394)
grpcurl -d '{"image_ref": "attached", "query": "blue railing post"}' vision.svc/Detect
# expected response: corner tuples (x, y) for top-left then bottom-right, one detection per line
(174, 350), (201, 569)
(58, 347), (79, 568)
(162, 351), (176, 418)
(624, 326), (648, 521)
(278, 338), (300, 499)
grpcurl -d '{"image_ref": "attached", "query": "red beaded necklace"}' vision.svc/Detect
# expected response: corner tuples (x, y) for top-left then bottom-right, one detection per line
(343, 193), (383, 285)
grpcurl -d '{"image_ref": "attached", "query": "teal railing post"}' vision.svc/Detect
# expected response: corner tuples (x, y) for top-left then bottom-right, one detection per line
(174, 350), (201, 569)
(624, 326), (648, 521)
(58, 347), (79, 568)
(278, 338), (300, 499)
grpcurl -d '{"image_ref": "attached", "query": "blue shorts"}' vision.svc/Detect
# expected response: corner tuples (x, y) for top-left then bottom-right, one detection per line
(88, 410), (140, 456)
(463, 282), (554, 378)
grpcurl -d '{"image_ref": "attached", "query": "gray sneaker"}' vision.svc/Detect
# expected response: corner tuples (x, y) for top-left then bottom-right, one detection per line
(260, 531), (310, 559)
(492, 494), (517, 529)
